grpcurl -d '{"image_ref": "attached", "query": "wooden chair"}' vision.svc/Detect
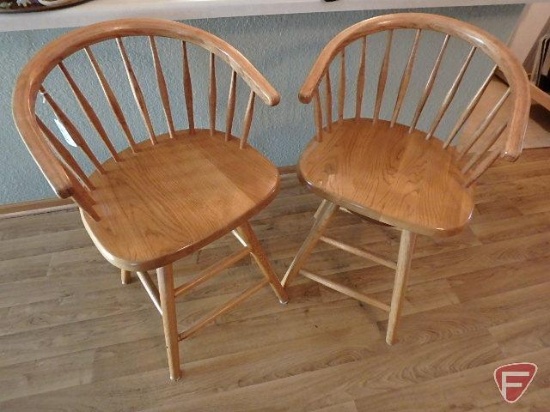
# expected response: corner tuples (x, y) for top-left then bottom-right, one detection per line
(13, 18), (288, 380)
(282, 13), (530, 345)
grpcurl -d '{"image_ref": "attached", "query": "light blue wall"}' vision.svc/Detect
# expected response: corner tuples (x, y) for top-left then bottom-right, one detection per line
(1, 4), (523, 204)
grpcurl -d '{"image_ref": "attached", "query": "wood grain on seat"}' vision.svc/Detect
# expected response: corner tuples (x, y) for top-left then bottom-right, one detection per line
(299, 119), (474, 237)
(83, 131), (279, 272)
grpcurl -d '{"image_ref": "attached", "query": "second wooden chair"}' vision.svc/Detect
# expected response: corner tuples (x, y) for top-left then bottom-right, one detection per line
(283, 13), (530, 344)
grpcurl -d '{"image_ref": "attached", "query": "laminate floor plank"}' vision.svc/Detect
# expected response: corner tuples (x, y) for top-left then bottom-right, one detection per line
(0, 308), (162, 368)
(353, 348), (550, 412)
(448, 256), (550, 302)
(0, 228), (92, 261)
(0, 284), (153, 337)
(390, 281), (550, 346)
(0, 210), (82, 241)
(472, 197), (523, 224)
(0, 253), (51, 284)
(508, 191), (550, 215)
(0, 332), (501, 411)
(470, 210), (550, 244)
(474, 174), (550, 204)
(490, 312), (550, 357)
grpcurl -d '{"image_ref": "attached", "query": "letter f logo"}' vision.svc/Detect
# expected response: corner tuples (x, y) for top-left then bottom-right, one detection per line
(494, 363), (537, 403)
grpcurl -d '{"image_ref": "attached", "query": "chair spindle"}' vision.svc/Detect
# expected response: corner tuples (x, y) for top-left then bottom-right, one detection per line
(457, 88), (510, 160)
(209, 53), (217, 136)
(465, 148), (502, 187)
(425, 45), (477, 140)
(374, 30), (394, 124)
(85, 46), (137, 152)
(62, 164), (99, 221)
(116, 37), (157, 145)
(36, 116), (95, 191)
(240, 91), (255, 149)
(40, 86), (105, 174)
(149, 36), (175, 139)
(443, 67), (496, 149)
(225, 70), (237, 142)
(461, 122), (507, 175)
(314, 89), (323, 142)
(182, 41), (195, 134)
(58, 62), (120, 161)
(409, 34), (450, 132)
(355, 36), (367, 120)
(324, 69), (333, 132)
(338, 49), (346, 123)
(391, 29), (421, 127)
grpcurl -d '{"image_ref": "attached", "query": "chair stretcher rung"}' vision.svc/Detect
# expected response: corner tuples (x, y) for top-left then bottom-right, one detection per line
(300, 269), (391, 312)
(320, 236), (397, 270)
(174, 247), (251, 298)
(178, 279), (269, 341)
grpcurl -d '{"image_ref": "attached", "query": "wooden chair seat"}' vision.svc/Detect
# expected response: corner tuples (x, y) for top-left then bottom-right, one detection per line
(83, 131), (279, 272)
(298, 119), (475, 237)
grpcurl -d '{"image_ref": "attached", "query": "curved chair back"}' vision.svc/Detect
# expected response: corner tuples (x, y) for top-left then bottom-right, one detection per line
(13, 18), (279, 221)
(299, 13), (530, 187)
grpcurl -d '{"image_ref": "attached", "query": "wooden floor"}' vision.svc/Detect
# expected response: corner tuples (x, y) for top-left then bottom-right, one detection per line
(0, 145), (550, 411)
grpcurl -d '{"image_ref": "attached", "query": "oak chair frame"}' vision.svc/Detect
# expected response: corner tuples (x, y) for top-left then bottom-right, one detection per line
(283, 13), (530, 345)
(13, 18), (288, 380)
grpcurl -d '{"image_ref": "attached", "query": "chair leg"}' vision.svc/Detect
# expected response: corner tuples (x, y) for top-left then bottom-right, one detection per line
(121, 270), (132, 285)
(313, 199), (328, 220)
(282, 200), (338, 287)
(386, 229), (417, 345)
(157, 264), (182, 381)
(237, 221), (289, 304)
